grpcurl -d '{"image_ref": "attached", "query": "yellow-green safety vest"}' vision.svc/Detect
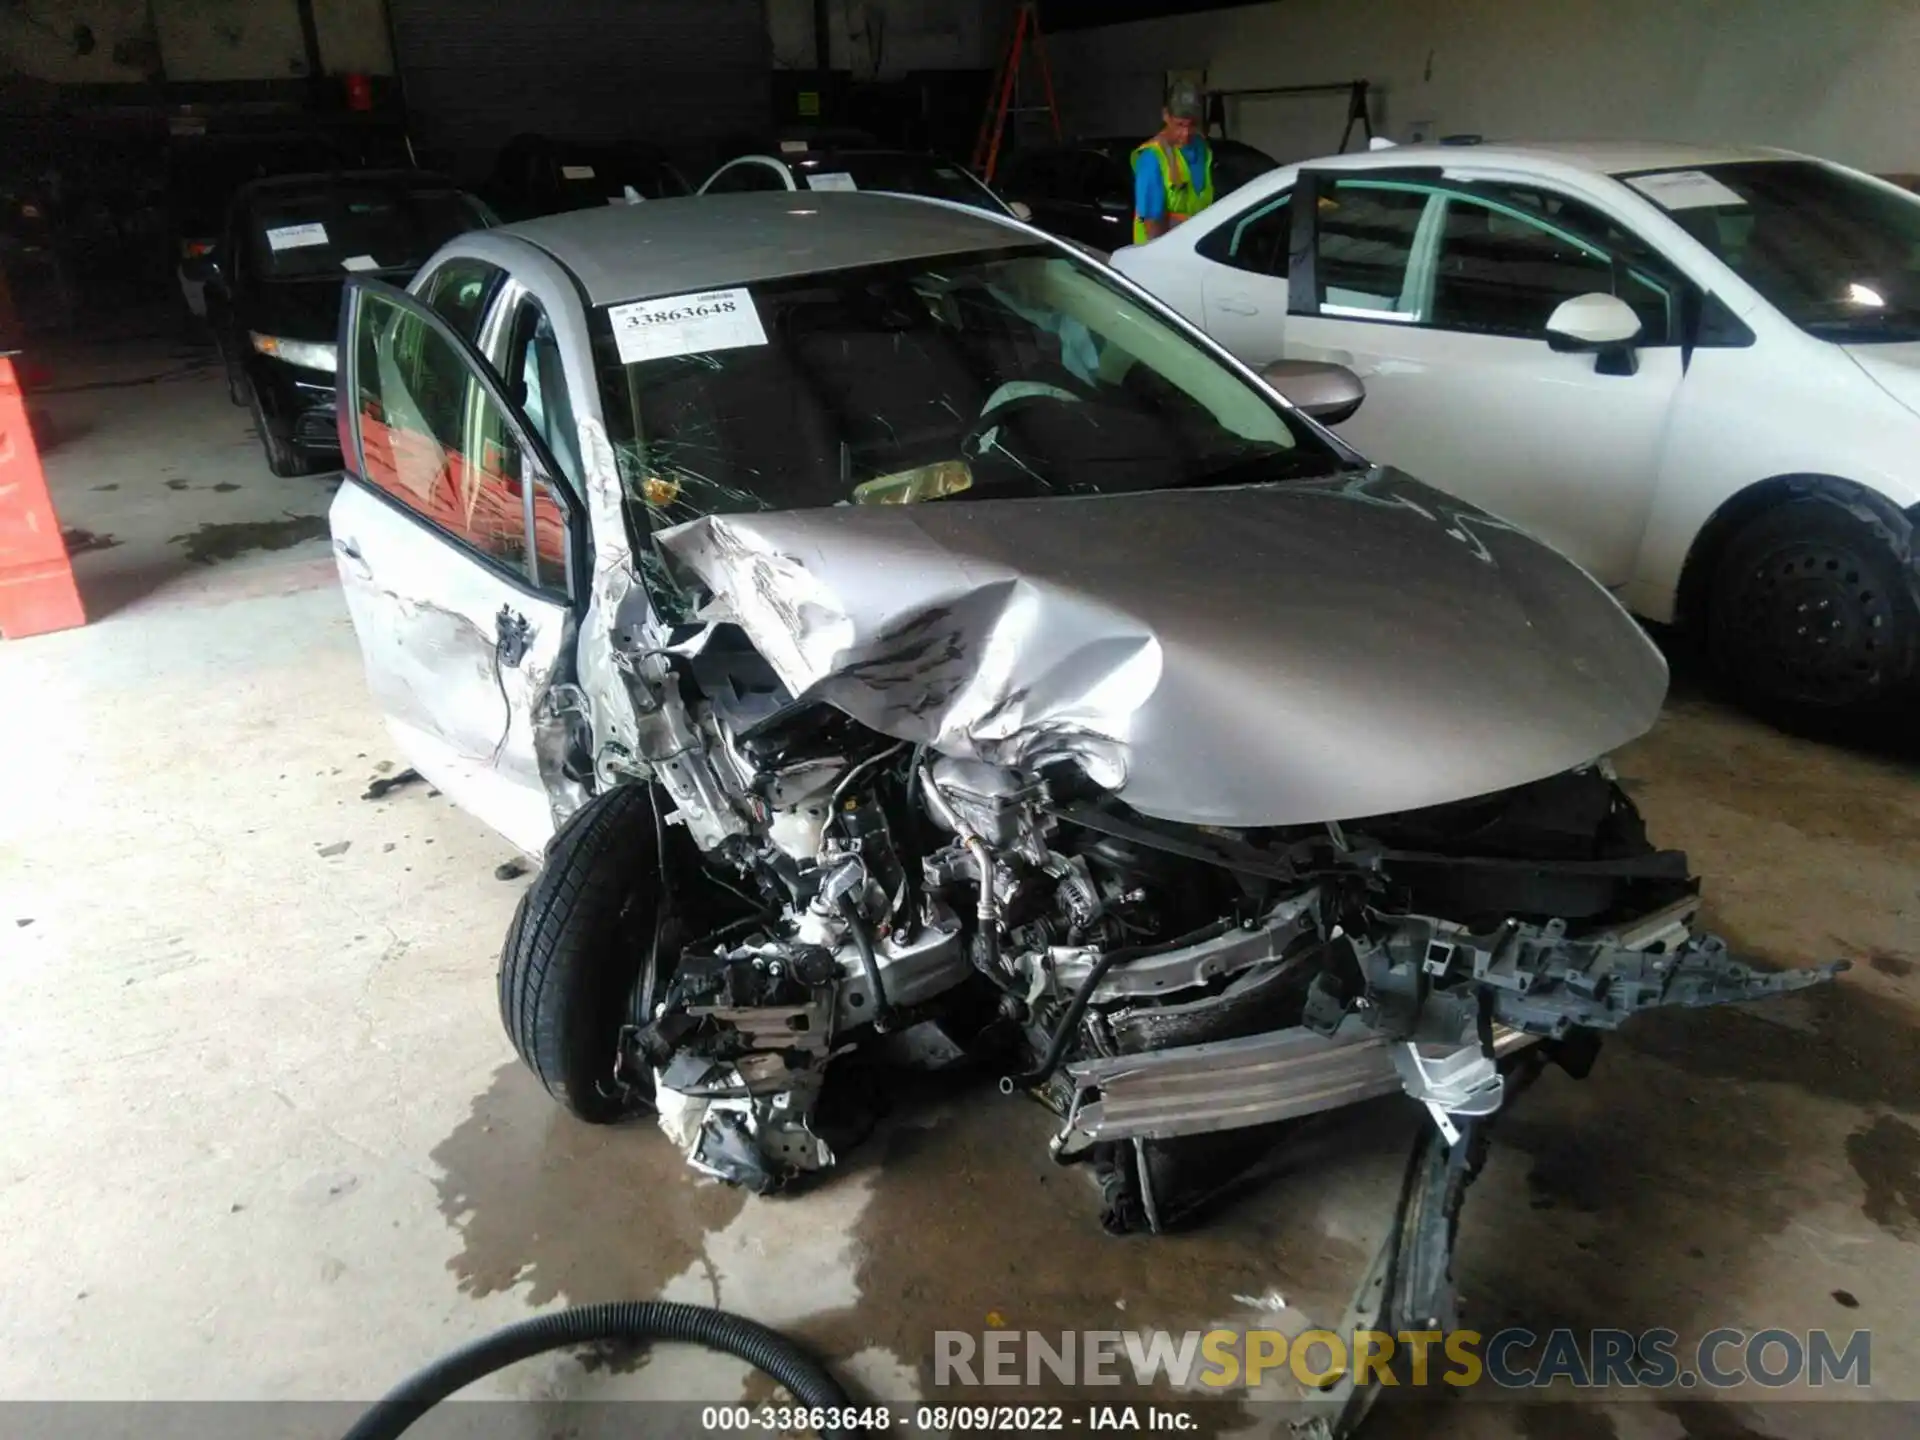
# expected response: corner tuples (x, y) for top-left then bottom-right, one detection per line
(1131, 139), (1215, 245)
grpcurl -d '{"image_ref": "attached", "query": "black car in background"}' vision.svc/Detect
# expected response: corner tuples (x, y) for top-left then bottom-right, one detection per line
(193, 170), (491, 475)
(482, 134), (689, 221)
(700, 141), (1019, 219)
(169, 131), (374, 319)
(996, 137), (1279, 254)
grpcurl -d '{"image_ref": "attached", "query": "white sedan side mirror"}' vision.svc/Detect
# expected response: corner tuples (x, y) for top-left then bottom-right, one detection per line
(1545, 292), (1642, 347)
(1545, 293), (1643, 376)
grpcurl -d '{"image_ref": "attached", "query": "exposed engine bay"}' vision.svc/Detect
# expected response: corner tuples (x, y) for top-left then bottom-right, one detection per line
(607, 619), (1842, 1232)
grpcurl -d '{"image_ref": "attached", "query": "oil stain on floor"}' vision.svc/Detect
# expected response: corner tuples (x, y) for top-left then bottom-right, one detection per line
(168, 514), (329, 565)
(430, 1063), (746, 1308)
(1845, 1114), (1920, 1240)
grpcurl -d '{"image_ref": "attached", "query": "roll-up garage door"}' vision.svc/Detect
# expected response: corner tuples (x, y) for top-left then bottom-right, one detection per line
(388, 0), (770, 177)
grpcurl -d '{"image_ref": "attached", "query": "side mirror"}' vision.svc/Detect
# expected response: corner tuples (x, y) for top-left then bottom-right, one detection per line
(1546, 292), (1642, 374)
(1261, 359), (1365, 425)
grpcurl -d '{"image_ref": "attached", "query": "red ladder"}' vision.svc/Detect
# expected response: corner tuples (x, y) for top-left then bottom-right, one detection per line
(971, 1), (1062, 183)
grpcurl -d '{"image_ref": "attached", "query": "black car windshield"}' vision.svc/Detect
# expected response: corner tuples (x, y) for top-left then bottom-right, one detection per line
(594, 247), (1341, 534)
(794, 153), (1010, 214)
(246, 183), (488, 279)
(549, 151), (687, 206)
(1627, 160), (1920, 342)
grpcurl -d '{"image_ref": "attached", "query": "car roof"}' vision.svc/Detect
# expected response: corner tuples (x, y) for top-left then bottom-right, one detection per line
(499, 190), (1030, 306)
(1082, 135), (1271, 157)
(1294, 139), (1796, 176)
(239, 168), (458, 196)
(784, 147), (947, 164)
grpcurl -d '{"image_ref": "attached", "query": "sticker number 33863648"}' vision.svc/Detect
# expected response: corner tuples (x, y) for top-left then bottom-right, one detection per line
(607, 287), (768, 365)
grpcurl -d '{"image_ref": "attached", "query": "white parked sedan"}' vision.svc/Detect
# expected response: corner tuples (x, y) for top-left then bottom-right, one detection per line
(1111, 141), (1920, 724)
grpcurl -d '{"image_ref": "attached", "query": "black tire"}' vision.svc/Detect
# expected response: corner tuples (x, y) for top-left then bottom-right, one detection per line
(1707, 496), (1920, 723)
(498, 785), (670, 1124)
(250, 388), (317, 477)
(218, 340), (250, 406)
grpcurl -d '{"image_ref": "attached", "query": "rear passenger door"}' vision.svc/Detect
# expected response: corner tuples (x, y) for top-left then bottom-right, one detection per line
(329, 278), (582, 854)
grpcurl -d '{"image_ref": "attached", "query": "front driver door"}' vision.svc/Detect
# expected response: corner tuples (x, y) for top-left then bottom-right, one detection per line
(1284, 171), (1686, 585)
(330, 277), (582, 854)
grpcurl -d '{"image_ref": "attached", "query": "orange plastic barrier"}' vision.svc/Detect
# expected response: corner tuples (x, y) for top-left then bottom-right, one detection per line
(0, 354), (85, 638)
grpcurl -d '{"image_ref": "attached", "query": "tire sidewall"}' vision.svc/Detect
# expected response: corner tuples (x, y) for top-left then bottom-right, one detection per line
(249, 388), (303, 477)
(498, 785), (672, 1124)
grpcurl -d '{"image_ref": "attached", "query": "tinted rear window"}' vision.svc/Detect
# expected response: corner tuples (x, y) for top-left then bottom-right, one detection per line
(247, 185), (487, 279)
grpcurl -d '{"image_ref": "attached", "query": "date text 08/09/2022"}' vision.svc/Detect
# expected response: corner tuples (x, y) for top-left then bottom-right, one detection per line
(699, 1405), (1196, 1432)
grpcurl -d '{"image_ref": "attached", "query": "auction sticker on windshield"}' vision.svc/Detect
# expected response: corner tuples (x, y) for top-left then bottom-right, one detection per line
(608, 288), (768, 365)
(806, 172), (858, 192)
(266, 222), (330, 251)
(1624, 170), (1746, 211)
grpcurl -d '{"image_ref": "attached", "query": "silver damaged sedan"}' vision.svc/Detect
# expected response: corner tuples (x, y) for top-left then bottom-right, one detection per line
(328, 192), (1839, 1399)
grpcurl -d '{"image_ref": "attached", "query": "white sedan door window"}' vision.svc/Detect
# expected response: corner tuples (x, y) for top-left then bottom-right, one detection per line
(331, 281), (576, 854)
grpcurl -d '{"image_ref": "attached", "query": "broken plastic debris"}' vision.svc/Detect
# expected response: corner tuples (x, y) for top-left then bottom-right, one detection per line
(362, 768), (424, 800)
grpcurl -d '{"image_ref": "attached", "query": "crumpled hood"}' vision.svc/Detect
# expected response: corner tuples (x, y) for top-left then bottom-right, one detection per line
(656, 470), (1668, 826)
(1842, 340), (1920, 421)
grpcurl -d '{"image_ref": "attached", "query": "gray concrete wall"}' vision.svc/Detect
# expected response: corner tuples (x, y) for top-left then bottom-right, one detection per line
(0, 0), (392, 81)
(1046, 0), (1920, 172)
(766, 0), (1012, 76)
(0, 0), (156, 82)
(150, 0), (310, 81)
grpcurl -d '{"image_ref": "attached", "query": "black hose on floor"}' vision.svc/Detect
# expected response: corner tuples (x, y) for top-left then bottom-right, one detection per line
(343, 1301), (855, 1440)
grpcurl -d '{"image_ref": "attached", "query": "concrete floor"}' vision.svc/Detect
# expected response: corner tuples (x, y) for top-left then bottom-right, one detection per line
(2, 332), (1918, 1437)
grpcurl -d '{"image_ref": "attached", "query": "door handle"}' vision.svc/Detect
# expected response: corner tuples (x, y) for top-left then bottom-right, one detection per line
(495, 605), (533, 668)
(332, 536), (371, 577)
(1214, 297), (1260, 316)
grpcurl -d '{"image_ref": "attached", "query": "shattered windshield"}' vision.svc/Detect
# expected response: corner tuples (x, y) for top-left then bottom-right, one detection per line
(1626, 160), (1920, 342)
(593, 247), (1341, 534)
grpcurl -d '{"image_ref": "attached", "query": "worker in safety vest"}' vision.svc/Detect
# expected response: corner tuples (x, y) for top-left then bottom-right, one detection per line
(1131, 81), (1214, 244)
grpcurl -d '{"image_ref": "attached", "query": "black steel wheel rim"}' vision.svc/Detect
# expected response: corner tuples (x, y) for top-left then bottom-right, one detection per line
(1724, 539), (1891, 705)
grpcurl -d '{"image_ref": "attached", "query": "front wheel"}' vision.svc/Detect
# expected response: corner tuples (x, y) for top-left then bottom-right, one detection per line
(1706, 497), (1920, 724)
(498, 785), (671, 1124)
(249, 388), (319, 477)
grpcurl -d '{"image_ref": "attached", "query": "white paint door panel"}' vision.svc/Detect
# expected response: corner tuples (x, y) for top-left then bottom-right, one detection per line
(1286, 316), (1679, 584)
(1203, 267), (1290, 366)
(331, 483), (568, 853)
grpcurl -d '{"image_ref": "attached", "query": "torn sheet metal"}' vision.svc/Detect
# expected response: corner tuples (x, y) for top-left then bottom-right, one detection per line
(656, 468), (1670, 826)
